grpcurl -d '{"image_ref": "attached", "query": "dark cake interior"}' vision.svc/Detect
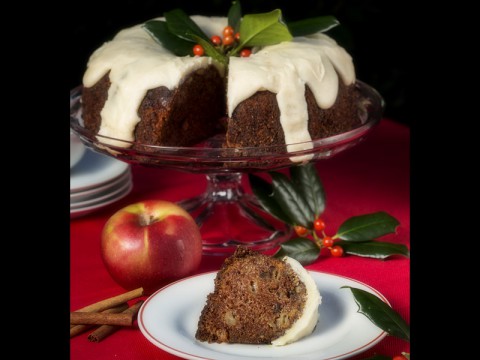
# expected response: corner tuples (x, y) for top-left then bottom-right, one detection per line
(83, 66), (226, 149)
(225, 81), (361, 150)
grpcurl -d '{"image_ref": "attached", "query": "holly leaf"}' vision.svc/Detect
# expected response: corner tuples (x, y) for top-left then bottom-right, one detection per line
(341, 286), (410, 342)
(273, 238), (319, 265)
(287, 16), (340, 37)
(143, 20), (193, 56)
(270, 172), (312, 227)
(290, 164), (326, 218)
(337, 240), (410, 259)
(236, 9), (292, 49)
(248, 173), (292, 225)
(228, 0), (242, 32)
(165, 8), (210, 43)
(336, 212), (400, 241)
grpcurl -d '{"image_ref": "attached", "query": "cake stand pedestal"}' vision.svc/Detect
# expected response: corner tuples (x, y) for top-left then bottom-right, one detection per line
(177, 172), (290, 255)
(70, 81), (384, 255)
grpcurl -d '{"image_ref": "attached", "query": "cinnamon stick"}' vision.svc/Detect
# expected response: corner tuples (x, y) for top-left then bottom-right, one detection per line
(71, 311), (136, 326)
(70, 287), (144, 329)
(88, 300), (144, 343)
(72, 287), (144, 313)
(70, 303), (129, 338)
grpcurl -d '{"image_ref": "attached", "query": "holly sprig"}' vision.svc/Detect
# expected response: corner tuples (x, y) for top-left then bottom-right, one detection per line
(248, 163), (410, 265)
(143, 1), (339, 64)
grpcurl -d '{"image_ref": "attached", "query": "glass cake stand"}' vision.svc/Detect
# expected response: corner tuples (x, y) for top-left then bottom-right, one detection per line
(70, 81), (384, 255)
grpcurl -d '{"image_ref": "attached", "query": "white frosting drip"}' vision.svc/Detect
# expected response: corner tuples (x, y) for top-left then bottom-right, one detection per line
(271, 256), (321, 346)
(82, 16), (355, 150)
(228, 35), (355, 155)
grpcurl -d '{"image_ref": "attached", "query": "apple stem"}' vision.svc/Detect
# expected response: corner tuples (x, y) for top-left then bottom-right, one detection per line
(140, 213), (156, 226)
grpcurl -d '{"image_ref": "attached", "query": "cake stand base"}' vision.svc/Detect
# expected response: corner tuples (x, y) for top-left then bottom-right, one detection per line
(177, 173), (291, 255)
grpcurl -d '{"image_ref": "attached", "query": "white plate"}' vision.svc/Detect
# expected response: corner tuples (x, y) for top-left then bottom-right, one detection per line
(70, 171), (131, 206)
(70, 148), (129, 192)
(70, 175), (132, 209)
(70, 181), (132, 218)
(138, 271), (388, 360)
(70, 169), (131, 201)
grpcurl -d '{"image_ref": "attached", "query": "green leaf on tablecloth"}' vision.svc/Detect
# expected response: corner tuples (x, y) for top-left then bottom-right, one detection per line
(248, 173), (292, 225)
(249, 165), (325, 228)
(336, 211), (400, 241)
(341, 286), (410, 342)
(273, 238), (319, 265)
(290, 163), (326, 218)
(270, 172), (312, 228)
(337, 240), (409, 259)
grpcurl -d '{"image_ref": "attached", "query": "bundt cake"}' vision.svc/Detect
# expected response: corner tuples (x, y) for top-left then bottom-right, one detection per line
(81, 12), (364, 155)
(195, 247), (321, 345)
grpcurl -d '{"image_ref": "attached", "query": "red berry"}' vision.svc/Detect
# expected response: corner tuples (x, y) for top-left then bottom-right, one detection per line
(392, 356), (407, 360)
(223, 26), (234, 37)
(322, 236), (334, 248)
(193, 44), (204, 56)
(294, 225), (308, 237)
(330, 245), (344, 257)
(240, 48), (252, 57)
(234, 32), (240, 41)
(313, 218), (326, 232)
(223, 35), (234, 46)
(211, 35), (221, 46)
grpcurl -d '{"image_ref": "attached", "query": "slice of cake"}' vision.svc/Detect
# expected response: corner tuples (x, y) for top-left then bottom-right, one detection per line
(195, 246), (321, 345)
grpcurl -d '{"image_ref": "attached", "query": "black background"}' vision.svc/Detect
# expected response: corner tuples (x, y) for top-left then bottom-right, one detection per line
(69, 0), (411, 126)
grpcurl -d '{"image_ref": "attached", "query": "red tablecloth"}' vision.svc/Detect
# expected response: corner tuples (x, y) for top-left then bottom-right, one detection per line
(70, 119), (410, 359)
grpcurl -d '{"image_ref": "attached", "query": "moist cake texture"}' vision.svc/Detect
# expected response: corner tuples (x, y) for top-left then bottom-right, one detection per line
(195, 247), (321, 345)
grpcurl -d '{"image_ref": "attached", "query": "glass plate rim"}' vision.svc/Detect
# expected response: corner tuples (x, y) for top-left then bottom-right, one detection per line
(70, 80), (384, 161)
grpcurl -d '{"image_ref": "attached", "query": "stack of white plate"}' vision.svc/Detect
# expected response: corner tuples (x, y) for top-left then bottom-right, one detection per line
(71, 147), (132, 219)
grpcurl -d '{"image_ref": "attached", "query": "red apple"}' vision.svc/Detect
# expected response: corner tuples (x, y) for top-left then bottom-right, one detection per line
(101, 200), (203, 294)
